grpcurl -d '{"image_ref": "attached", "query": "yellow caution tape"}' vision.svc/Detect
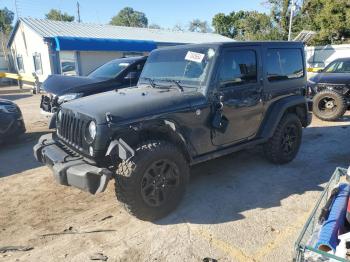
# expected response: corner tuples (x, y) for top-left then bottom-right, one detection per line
(0, 72), (37, 82)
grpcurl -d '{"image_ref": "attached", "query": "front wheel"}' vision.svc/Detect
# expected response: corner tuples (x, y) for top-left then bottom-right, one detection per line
(115, 140), (189, 221)
(263, 113), (302, 164)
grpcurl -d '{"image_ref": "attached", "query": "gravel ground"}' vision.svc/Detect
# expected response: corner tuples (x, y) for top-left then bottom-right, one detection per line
(0, 85), (349, 262)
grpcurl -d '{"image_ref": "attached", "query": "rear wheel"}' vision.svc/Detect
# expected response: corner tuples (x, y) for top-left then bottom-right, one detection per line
(312, 90), (347, 121)
(115, 140), (189, 221)
(263, 113), (302, 164)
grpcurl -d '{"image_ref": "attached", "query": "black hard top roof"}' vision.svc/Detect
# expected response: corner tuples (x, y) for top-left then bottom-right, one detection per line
(110, 56), (147, 63)
(153, 41), (305, 52)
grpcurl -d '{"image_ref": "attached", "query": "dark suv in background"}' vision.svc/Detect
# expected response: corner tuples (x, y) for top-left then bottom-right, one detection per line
(40, 56), (147, 115)
(308, 57), (350, 121)
(34, 42), (310, 221)
(0, 99), (25, 143)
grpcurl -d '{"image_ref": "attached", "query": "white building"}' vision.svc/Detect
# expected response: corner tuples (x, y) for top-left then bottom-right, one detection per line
(7, 18), (232, 82)
(305, 44), (350, 68)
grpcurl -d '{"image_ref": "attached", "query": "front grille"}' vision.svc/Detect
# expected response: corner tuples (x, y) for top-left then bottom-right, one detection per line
(58, 112), (87, 149)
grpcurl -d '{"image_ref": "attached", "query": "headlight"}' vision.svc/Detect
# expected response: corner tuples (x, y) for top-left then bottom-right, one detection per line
(57, 93), (83, 104)
(57, 110), (62, 121)
(86, 121), (97, 142)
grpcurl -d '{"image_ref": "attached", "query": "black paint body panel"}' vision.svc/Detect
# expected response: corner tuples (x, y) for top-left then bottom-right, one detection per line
(54, 41), (309, 165)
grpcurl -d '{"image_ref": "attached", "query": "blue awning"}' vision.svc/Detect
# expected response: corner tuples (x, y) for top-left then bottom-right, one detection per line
(52, 36), (157, 52)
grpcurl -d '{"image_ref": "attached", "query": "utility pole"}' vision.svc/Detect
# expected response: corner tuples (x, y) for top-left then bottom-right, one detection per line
(77, 2), (81, 22)
(288, 0), (296, 41)
(14, 0), (20, 19)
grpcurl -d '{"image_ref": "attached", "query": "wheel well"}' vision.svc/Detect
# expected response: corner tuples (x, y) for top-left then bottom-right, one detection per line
(117, 126), (192, 163)
(285, 104), (308, 127)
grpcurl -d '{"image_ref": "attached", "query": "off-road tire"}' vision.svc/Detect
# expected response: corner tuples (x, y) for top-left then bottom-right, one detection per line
(115, 140), (189, 221)
(312, 90), (347, 121)
(263, 113), (302, 164)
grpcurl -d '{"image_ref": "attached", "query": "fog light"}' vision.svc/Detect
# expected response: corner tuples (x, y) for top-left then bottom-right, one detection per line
(89, 146), (94, 156)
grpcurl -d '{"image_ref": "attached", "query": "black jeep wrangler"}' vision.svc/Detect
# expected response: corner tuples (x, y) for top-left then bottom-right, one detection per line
(34, 42), (311, 221)
(308, 57), (350, 121)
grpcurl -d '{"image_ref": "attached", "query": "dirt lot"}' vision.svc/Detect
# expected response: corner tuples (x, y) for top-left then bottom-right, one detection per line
(1, 85), (350, 262)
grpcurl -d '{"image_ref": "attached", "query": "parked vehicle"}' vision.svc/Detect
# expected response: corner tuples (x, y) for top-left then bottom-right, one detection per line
(40, 56), (147, 115)
(0, 99), (25, 143)
(34, 42), (311, 221)
(308, 57), (350, 121)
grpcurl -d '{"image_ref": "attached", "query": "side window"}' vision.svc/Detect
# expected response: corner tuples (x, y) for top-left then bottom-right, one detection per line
(16, 55), (24, 73)
(33, 52), (43, 75)
(266, 49), (304, 82)
(218, 50), (257, 88)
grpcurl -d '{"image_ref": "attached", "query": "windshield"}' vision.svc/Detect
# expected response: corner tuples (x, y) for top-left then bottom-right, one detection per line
(324, 60), (350, 73)
(139, 46), (217, 88)
(88, 60), (131, 79)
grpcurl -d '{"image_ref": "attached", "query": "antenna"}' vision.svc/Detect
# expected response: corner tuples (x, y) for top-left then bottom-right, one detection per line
(77, 1), (81, 22)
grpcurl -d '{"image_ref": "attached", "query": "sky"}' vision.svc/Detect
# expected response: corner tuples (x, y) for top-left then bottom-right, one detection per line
(0, 0), (269, 28)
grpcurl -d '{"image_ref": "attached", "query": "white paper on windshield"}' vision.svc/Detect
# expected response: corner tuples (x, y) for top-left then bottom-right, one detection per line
(119, 63), (130, 67)
(185, 51), (205, 63)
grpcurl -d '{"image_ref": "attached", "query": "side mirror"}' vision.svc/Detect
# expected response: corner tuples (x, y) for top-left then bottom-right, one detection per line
(124, 71), (138, 80)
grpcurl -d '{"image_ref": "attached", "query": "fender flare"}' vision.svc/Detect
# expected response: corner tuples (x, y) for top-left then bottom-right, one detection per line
(258, 95), (309, 139)
(106, 119), (194, 162)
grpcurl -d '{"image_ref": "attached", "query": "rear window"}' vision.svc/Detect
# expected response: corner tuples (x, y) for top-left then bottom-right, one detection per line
(266, 49), (304, 82)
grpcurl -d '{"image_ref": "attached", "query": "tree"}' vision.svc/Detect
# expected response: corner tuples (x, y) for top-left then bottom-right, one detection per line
(189, 19), (211, 33)
(212, 13), (236, 38)
(45, 9), (74, 22)
(110, 7), (148, 28)
(0, 7), (14, 35)
(173, 23), (186, 32)
(297, 0), (350, 45)
(212, 11), (282, 40)
(149, 24), (161, 29)
(266, 0), (292, 39)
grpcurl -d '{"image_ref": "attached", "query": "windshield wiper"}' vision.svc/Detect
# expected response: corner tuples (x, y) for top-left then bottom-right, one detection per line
(160, 79), (184, 92)
(141, 77), (156, 88)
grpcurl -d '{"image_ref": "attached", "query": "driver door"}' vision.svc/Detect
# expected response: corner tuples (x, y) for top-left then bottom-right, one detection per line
(211, 46), (264, 146)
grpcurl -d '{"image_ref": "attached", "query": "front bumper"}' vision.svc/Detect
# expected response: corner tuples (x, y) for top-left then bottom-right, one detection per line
(33, 134), (112, 194)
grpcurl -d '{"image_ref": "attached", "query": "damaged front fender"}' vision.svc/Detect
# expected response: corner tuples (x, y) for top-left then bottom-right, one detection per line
(105, 138), (135, 161)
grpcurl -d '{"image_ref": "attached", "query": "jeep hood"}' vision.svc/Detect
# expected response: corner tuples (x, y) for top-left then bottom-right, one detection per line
(62, 86), (199, 125)
(310, 73), (350, 85)
(42, 74), (108, 96)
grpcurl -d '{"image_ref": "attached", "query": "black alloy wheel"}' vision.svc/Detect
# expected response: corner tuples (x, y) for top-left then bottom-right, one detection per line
(281, 124), (298, 155)
(263, 113), (302, 164)
(115, 140), (189, 221)
(141, 159), (180, 207)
